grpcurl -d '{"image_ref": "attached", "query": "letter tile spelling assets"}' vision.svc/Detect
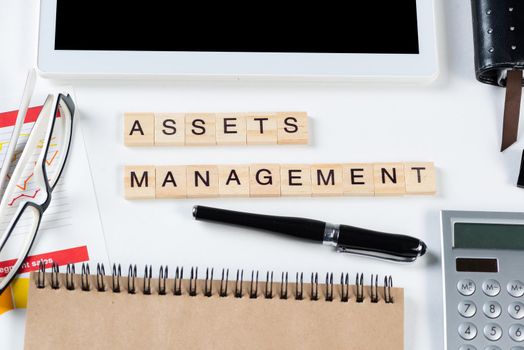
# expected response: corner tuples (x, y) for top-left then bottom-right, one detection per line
(124, 112), (309, 146)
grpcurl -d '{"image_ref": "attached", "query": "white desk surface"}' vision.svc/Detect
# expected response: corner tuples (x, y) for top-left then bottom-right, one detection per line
(1, 1), (524, 349)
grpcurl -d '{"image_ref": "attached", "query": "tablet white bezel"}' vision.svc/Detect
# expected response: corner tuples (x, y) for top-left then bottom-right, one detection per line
(37, 0), (438, 81)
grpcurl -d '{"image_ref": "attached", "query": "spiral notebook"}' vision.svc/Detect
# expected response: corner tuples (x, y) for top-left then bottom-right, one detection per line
(24, 263), (404, 350)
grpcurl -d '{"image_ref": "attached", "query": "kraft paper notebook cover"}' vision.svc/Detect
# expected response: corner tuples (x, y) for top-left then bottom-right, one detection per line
(24, 264), (404, 350)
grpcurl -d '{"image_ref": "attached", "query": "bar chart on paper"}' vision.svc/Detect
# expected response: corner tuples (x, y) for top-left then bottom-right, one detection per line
(0, 95), (108, 314)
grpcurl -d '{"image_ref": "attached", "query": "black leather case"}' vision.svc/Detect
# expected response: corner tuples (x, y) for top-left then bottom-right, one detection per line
(471, 0), (524, 86)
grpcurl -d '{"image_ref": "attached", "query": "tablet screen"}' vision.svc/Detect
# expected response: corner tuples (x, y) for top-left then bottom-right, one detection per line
(54, 2), (419, 54)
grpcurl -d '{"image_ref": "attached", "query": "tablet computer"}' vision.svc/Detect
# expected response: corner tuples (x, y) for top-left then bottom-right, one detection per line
(37, 1), (438, 81)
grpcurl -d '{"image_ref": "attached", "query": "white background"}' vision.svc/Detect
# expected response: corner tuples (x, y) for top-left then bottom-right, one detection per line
(1, 1), (524, 349)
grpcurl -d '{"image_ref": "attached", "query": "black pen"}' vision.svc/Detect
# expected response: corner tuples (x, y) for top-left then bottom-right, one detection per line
(192, 205), (426, 262)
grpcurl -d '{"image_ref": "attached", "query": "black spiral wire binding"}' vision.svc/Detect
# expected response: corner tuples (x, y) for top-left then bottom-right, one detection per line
(112, 264), (121, 293)
(280, 272), (288, 300)
(356, 273), (364, 303)
(205, 268), (213, 297)
(384, 275), (393, 303)
(189, 267), (198, 296)
(174, 267), (183, 296)
(265, 271), (273, 299)
(33, 264), (395, 304)
(81, 263), (90, 291)
(143, 265), (152, 295)
(310, 273), (318, 301)
(370, 274), (379, 303)
(128, 265), (137, 294)
(96, 264), (106, 292)
(51, 262), (60, 289)
(340, 273), (349, 302)
(249, 271), (259, 299)
(66, 264), (75, 290)
(325, 273), (334, 302)
(295, 272), (303, 300)
(159, 266), (168, 295)
(219, 269), (229, 297)
(235, 270), (243, 298)
(36, 260), (45, 288)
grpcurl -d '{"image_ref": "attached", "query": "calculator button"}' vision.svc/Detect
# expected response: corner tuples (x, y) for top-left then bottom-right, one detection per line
(484, 347), (501, 350)
(483, 323), (502, 341)
(511, 347), (524, 350)
(510, 324), (524, 342)
(482, 280), (501, 297)
(483, 302), (502, 318)
(508, 280), (524, 297)
(459, 345), (477, 350)
(509, 302), (524, 319)
(459, 322), (478, 340)
(458, 280), (476, 296)
(459, 346), (477, 350)
(458, 301), (477, 318)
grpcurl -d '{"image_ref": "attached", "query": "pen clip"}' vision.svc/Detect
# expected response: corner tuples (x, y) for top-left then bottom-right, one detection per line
(336, 246), (419, 263)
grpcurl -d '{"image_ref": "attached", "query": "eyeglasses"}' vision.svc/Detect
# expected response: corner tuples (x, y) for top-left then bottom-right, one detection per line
(0, 92), (75, 294)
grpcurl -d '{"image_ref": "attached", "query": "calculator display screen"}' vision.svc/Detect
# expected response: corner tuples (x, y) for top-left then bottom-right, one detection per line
(454, 223), (524, 250)
(456, 257), (498, 272)
(54, 2), (420, 54)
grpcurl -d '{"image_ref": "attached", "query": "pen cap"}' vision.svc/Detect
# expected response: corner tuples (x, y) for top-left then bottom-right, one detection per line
(337, 224), (426, 261)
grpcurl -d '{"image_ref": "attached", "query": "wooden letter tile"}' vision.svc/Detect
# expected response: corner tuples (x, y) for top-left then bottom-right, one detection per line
(156, 166), (187, 198)
(186, 165), (219, 198)
(124, 113), (155, 146)
(280, 164), (312, 196)
(185, 113), (216, 146)
(124, 166), (156, 199)
(216, 113), (247, 145)
(404, 162), (436, 195)
(155, 113), (185, 146)
(246, 113), (278, 144)
(277, 112), (309, 145)
(342, 163), (374, 196)
(311, 164), (343, 196)
(249, 164), (281, 197)
(373, 163), (406, 196)
(218, 165), (250, 197)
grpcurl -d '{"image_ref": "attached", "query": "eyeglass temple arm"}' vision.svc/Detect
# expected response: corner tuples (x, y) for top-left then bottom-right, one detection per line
(0, 70), (36, 197)
(0, 96), (55, 220)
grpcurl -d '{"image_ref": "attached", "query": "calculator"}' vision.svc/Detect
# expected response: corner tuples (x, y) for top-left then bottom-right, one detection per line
(442, 210), (524, 350)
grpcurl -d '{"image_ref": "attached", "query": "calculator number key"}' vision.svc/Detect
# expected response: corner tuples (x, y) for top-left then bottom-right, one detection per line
(458, 301), (477, 318)
(508, 280), (524, 297)
(509, 302), (524, 320)
(483, 302), (502, 319)
(510, 324), (524, 342)
(458, 345), (477, 350)
(458, 322), (478, 340)
(483, 323), (502, 341)
(458, 279), (476, 296)
(485, 346), (501, 350)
